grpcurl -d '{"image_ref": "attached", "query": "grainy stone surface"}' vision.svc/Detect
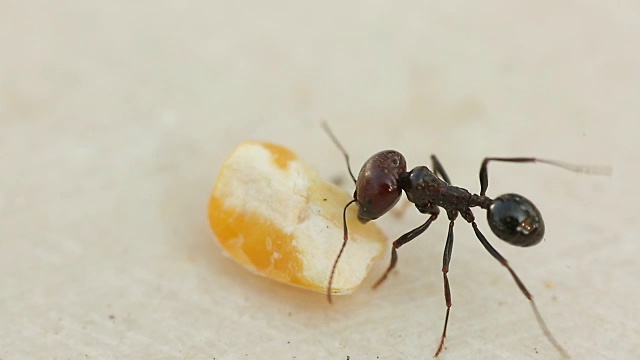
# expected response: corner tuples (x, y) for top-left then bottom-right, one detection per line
(0, 1), (637, 359)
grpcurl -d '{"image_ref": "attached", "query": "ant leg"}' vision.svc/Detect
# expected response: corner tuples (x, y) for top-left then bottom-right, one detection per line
(479, 157), (538, 196)
(372, 204), (440, 289)
(469, 219), (570, 358)
(431, 155), (451, 184)
(435, 210), (457, 357)
(479, 157), (611, 196)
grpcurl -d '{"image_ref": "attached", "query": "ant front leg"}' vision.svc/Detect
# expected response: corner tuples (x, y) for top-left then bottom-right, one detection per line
(431, 155), (451, 184)
(372, 203), (440, 289)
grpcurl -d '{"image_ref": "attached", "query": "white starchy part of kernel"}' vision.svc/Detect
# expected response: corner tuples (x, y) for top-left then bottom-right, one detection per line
(293, 200), (384, 292)
(214, 143), (310, 234)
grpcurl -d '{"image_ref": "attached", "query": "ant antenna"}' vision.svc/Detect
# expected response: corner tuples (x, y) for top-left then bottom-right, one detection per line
(326, 199), (357, 304)
(321, 121), (357, 184)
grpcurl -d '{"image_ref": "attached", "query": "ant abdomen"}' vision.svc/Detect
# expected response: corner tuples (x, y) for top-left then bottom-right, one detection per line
(487, 193), (545, 247)
(355, 150), (406, 222)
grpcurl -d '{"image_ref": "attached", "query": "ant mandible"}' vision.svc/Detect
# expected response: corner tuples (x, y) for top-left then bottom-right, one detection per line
(321, 122), (610, 358)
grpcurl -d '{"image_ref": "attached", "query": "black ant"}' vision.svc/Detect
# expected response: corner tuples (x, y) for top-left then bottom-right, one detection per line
(322, 122), (610, 358)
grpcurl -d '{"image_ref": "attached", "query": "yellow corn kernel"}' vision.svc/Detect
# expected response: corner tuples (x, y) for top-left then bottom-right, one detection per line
(208, 141), (386, 294)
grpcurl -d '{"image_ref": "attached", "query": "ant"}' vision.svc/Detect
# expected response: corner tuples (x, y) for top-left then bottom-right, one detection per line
(321, 122), (610, 358)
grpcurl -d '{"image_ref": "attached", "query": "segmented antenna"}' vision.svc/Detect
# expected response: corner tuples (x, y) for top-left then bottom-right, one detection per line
(321, 121), (357, 184)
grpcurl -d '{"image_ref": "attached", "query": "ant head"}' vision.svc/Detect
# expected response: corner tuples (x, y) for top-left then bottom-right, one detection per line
(486, 193), (545, 247)
(355, 150), (407, 222)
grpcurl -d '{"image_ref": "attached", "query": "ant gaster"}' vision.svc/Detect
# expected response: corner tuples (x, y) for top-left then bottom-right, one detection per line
(322, 122), (610, 358)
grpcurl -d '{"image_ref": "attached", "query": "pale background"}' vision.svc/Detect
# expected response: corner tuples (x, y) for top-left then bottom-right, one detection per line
(1, 1), (638, 359)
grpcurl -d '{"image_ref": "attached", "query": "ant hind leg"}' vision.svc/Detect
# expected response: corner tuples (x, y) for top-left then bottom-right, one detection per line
(466, 212), (569, 358)
(478, 156), (610, 196)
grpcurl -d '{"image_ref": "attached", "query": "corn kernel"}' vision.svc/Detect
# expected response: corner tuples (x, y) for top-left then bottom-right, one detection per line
(208, 141), (386, 294)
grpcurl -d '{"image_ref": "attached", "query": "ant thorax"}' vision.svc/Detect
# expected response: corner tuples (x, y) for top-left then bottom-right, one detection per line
(403, 166), (473, 212)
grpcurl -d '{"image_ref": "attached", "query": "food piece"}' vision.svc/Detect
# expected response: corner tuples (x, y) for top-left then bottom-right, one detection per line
(208, 141), (387, 294)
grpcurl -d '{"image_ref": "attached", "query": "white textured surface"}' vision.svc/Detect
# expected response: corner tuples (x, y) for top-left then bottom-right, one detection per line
(1, 1), (638, 359)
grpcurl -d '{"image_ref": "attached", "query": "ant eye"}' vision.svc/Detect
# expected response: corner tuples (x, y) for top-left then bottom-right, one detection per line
(486, 193), (545, 247)
(355, 150), (406, 222)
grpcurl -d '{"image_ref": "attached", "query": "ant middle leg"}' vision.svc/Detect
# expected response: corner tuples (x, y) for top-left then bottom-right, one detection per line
(435, 210), (458, 357)
(373, 204), (440, 289)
